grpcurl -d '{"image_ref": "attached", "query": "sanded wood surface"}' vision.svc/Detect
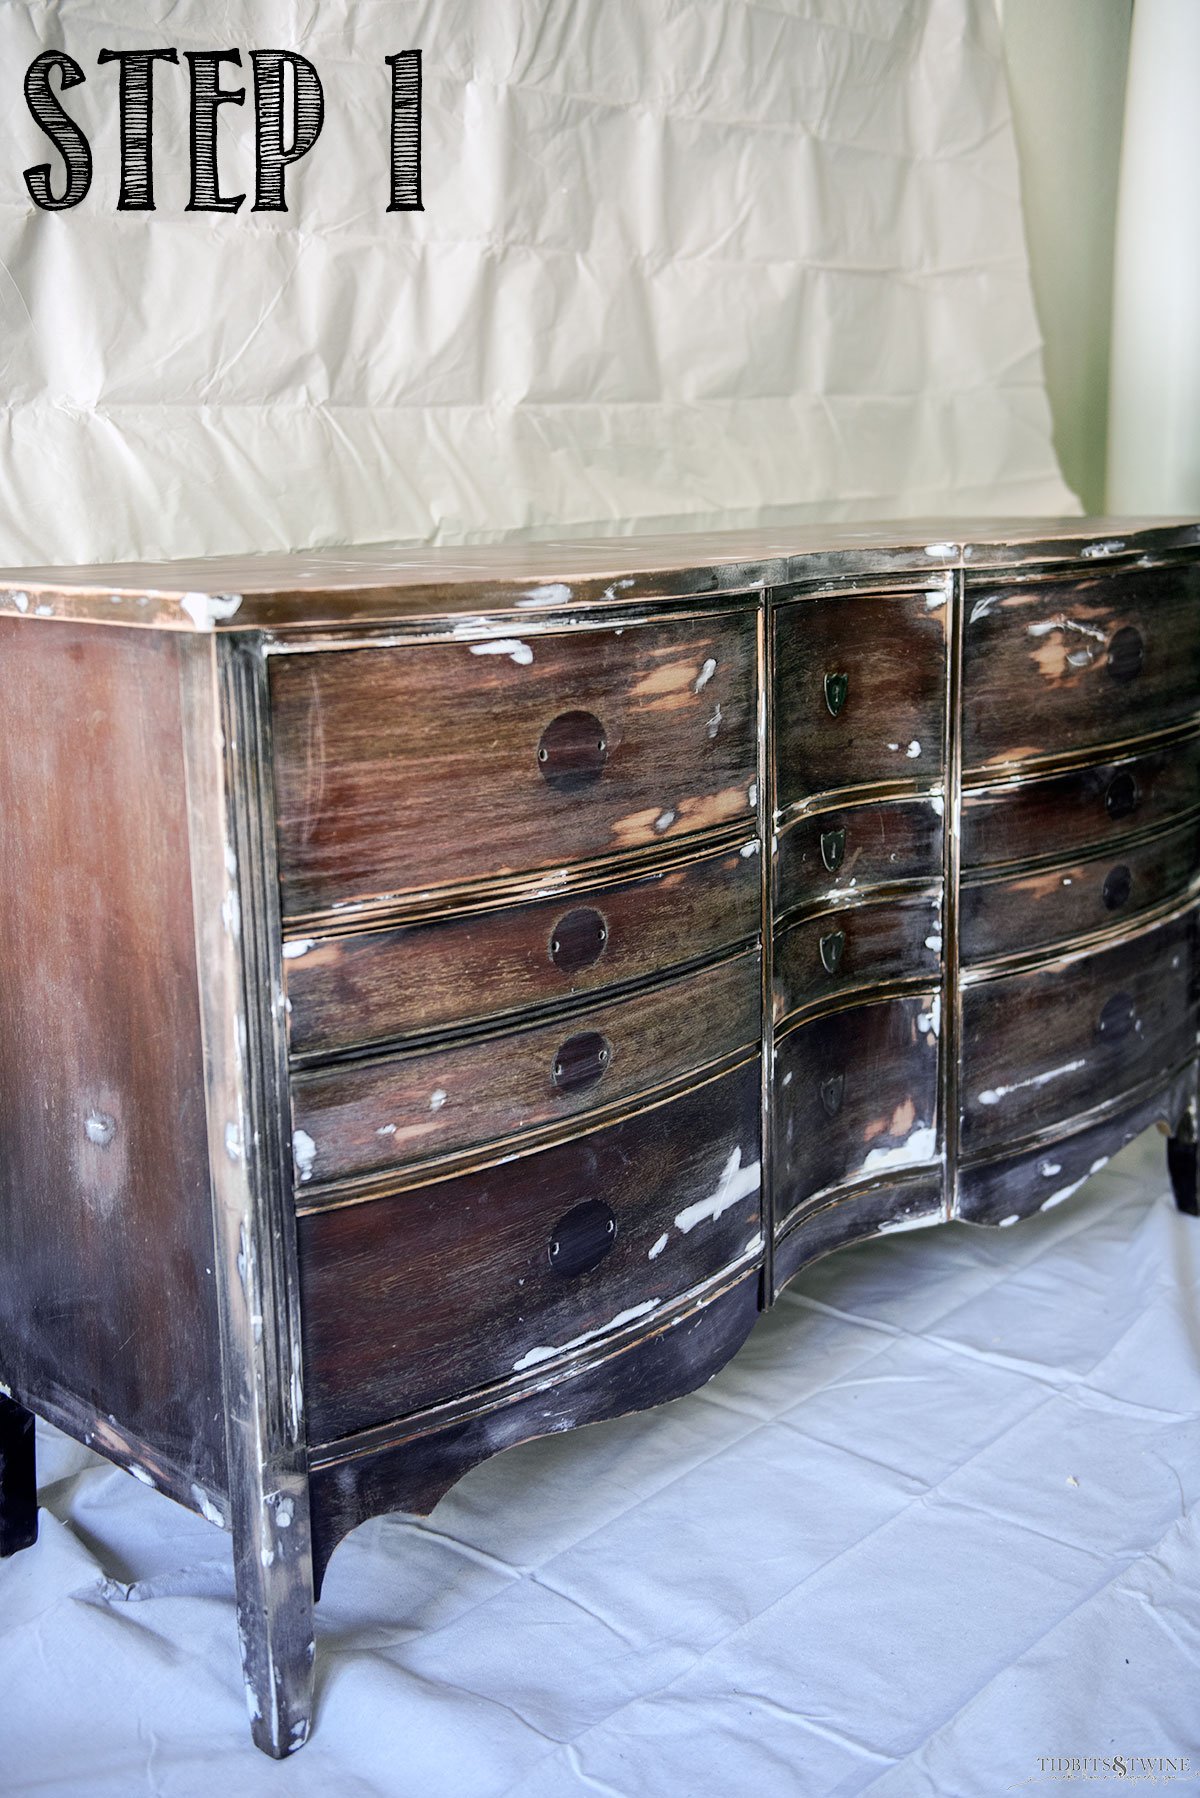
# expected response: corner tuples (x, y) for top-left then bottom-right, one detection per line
(271, 615), (758, 918)
(298, 1066), (762, 1441)
(285, 843), (760, 1057)
(962, 564), (1200, 773)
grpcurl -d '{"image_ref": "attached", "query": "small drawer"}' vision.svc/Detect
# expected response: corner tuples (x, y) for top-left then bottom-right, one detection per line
(775, 795), (943, 916)
(285, 842), (760, 1057)
(961, 816), (1200, 966)
(772, 895), (943, 1024)
(774, 993), (941, 1228)
(961, 732), (1200, 872)
(774, 587), (946, 810)
(960, 911), (1198, 1157)
(270, 614), (758, 918)
(291, 950), (760, 1188)
(962, 563), (1200, 774)
(298, 1063), (762, 1440)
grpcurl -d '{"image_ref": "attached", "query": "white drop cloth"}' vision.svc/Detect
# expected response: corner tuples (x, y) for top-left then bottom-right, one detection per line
(3, 1129), (1197, 1795)
(0, 0), (1074, 568)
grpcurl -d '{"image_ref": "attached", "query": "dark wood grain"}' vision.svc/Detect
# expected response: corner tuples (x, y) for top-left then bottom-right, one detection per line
(298, 1065), (762, 1442)
(772, 896), (943, 1025)
(962, 564), (1200, 774)
(0, 1394), (37, 1557)
(775, 796), (943, 918)
(774, 993), (941, 1229)
(774, 587), (947, 809)
(291, 952), (760, 1188)
(270, 615), (758, 918)
(958, 1070), (1195, 1227)
(960, 911), (1198, 1158)
(773, 1172), (946, 1296)
(0, 618), (226, 1500)
(285, 843), (760, 1057)
(961, 817), (1200, 965)
(307, 1272), (761, 1596)
(961, 731), (1200, 871)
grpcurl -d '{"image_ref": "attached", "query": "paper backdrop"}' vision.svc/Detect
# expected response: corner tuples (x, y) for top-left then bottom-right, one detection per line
(0, 0), (1075, 567)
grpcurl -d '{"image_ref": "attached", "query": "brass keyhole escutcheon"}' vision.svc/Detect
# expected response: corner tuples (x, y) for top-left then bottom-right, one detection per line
(819, 930), (845, 975)
(824, 673), (849, 717)
(820, 828), (846, 873)
(820, 1073), (845, 1117)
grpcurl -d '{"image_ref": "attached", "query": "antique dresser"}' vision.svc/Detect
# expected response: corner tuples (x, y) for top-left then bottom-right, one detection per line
(0, 518), (1197, 1756)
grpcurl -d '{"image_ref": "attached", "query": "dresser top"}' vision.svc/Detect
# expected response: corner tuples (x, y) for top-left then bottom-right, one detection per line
(0, 516), (1195, 635)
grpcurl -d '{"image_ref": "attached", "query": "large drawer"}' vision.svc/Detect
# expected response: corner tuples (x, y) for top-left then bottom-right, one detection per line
(775, 795), (943, 917)
(774, 993), (941, 1227)
(298, 1064), (762, 1441)
(960, 816), (1200, 966)
(960, 910), (1198, 1157)
(961, 731), (1200, 872)
(773, 895), (943, 1025)
(271, 614), (758, 918)
(286, 841), (761, 1057)
(774, 588), (946, 811)
(962, 563), (1200, 774)
(291, 950), (760, 1188)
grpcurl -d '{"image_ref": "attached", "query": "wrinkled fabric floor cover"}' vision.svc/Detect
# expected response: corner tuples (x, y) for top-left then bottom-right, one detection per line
(3, 1129), (1197, 1795)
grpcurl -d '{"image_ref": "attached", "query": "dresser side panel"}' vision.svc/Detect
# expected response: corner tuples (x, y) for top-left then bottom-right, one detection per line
(0, 617), (225, 1495)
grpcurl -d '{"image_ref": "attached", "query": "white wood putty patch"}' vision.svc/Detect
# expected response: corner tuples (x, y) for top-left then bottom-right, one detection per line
(1039, 1161), (1063, 1178)
(469, 639), (534, 666)
(906, 741), (921, 759)
(648, 1232), (669, 1260)
(221, 887), (241, 940)
(877, 1210), (942, 1235)
(376, 1123), (397, 1137)
(1081, 539), (1125, 558)
(887, 742), (900, 752)
(740, 841), (759, 859)
(513, 1299), (662, 1372)
(1042, 1173), (1090, 1210)
(429, 1089), (447, 1111)
(748, 782), (758, 807)
(274, 1495), (295, 1528)
(191, 1484), (226, 1528)
(925, 934), (942, 952)
(694, 657), (717, 692)
(674, 1147), (761, 1233)
(85, 1111), (116, 1147)
(929, 795), (944, 816)
(977, 1060), (1086, 1106)
(654, 809), (676, 832)
(969, 594), (996, 623)
(35, 603), (53, 616)
(917, 995), (941, 1038)
(601, 578), (635, 601)
(518, 582), (573, 607)
(862, 1126), (936, 1173)
(1090, 1156), (1109, 1174)
(129, 1464), (155, 1487)
(998, 1214), (1020, 1227)
(281, 939), (314, 960)
(1027, 616), (1107, 643)
(924, 543), (957, 559)
(292, 1129), (316, 1182)
(224, 1122), (243, 1163)
(11, 590), (29, 613)
(180, 591), (243, 631)
(706, 704), (722, 738)
(925, 589), (948, 608)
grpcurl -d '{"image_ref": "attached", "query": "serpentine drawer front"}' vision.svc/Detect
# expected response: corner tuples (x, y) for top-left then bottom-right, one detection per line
(0, 518), (1198, 1758)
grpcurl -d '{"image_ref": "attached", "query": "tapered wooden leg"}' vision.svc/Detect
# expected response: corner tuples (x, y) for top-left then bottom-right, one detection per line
(231, 1473), (315, 1758)
(0, 1392), (38, 1557)
(1168, 1106), (1198, 1216)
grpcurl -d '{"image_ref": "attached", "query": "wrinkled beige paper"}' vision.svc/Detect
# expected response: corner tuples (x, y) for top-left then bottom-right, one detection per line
(0, 0), (1074, 567)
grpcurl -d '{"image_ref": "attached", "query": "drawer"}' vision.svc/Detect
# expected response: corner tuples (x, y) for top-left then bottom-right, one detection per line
(298, 1064), (762, 1440)
(775, 795), (943, 916)
(774, 993), (941, 1227)
(291, 950), (760, 1188)
(960, 911), (1198, 1157)
(961, 816), (1200, 966)
(962, 562), (1200, 773)
(774, 587), (946, 810)
(772, 895), (943, 1025)
(286, 842), (761, 1058)
(961, 732), (1200, 872)
(270, 614), (758, 918)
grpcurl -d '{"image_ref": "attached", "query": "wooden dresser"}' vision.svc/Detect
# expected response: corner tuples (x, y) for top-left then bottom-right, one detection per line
(0, 519), (1196, 1756)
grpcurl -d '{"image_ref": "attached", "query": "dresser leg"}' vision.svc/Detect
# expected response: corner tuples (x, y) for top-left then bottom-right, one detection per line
(0, 1392), (38, 1557)
(1168, 1107), (1198, 1217)
(231, 1484), (316, 1758)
